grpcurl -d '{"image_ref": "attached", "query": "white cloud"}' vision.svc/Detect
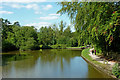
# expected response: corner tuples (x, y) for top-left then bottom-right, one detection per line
(49, 13), (60, 16)
(25, 4), (41, 14)
(1, 0), (47, 3)
(39, 16), (58, 20)
(3, 3), (22, 8)
(43, 5), (52, 10)
(3, 3), (42, 14)
(2, 3), (53, 14)
(0, 11), (13, 14)
(25, 22), (51, 30)
(35, 11), (42, 14)
(10, 4), (24, 8)
(25, 4), (39, 10)
(68, 23), (75, 32)
(1, 0), (72, 3)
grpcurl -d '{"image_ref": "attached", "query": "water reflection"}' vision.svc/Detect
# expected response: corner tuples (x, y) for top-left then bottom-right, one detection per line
(2, 49), (111, 78)
(2, 52), (32, 66)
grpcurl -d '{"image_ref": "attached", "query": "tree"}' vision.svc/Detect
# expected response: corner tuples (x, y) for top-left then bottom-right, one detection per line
(57, 2), (120, 56)
(38, 26), (54, 46)
(1, 18), (39, 51)
(1, 18), (17, 51)
(14, 26), (38, 50)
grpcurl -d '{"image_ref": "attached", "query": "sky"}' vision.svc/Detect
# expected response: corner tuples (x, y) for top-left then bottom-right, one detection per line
(0, 0), (75, 32)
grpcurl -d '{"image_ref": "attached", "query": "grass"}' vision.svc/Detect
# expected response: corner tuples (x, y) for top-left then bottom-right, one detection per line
(81, 48), (114, 78)
(67, 47), (80, 48)
(81, 48), (113, 66)
(67, 46), (86, 48)
(81, 48), (102, 65)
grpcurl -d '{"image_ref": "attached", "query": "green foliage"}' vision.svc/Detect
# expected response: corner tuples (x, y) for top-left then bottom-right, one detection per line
(112, 63), (120, 78)
(13, 26), (38, 51)
(37, 21), (74, 48)
(2, 1), (120, 55)
(57, 2), (120, 57)
(38, 26), (54, 45)
(68, 37), (78, 47)
(1, 18), (38, 51)
(42, 45), (52, 49)
(39, 45), (43, 49)
(1, 18), (74, 51)
(94, 45), (102, 54)
(19, 38), (36, 51)
(2, 40), (17, 51)
(81, 48), (108, 71)
(50, 44), (66, 49)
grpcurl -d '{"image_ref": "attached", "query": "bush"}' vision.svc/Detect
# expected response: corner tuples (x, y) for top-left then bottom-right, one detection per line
(112, 63), (120, 79)
(39, 45), (43, 49)
(94, 45), (102, 54)
(19, 46), (31, 51)
(2, 40), (17, 52)
(50, 44), (66, 49)
(42, 45), (52, 49)
(39, 45), (52, 49)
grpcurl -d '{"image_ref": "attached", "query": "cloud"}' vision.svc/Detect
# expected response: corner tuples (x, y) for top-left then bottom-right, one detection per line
(35, 11), (42, 14)
(39, 16), (58, 20)
(49, 13), (60, 16)
(10, 4), (24, 8)
(25, 4), (41, 14)
(1, 0), (47, 3)
(25, 22), (51, 30)
(43, 5), (52, 10)
(2, 3), (53, 14)
(25, 4), (39, 10)
(1, 0), (72, 3)
(3, 3), (42, 14)
(0, 11), (13, 14)
(68, 23), (75, 32)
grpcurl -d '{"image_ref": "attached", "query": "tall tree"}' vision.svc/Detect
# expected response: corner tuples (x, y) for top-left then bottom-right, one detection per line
(57, 2), (120, 54)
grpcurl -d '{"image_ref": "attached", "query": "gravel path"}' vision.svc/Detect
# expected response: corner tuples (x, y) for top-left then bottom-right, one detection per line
(89, 48), (116, 66)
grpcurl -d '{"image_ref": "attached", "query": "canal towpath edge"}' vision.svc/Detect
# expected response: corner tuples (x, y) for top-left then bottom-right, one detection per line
(81, 48), (118, 79)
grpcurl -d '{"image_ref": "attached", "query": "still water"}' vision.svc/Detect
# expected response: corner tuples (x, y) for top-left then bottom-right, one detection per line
(2, 49), (111, 78)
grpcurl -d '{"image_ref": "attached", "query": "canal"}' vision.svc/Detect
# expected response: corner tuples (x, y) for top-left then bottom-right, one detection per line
(2, 49), (111, 78)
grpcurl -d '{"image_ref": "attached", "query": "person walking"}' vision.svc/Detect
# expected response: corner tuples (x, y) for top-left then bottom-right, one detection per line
(92, 50), (94, 54)
(95, 50), (96, 55)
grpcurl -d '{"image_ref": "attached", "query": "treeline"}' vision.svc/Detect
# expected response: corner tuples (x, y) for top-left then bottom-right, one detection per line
(1, 2), (120, 56)
(57, 2), (120, 59)
(1, 18), (79, 52)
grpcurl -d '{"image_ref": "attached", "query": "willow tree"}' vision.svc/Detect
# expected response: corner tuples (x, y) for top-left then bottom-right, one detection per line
(57, 1), (120, 55)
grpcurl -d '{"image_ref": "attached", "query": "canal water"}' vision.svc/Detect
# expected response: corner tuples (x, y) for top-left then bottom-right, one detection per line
(2, 49), (111, 78)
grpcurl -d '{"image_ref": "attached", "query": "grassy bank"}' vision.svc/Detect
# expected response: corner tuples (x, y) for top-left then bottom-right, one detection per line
(67, 46), (86, 48)
(81, 48), (116, 78)
(81, 48), (102, 65)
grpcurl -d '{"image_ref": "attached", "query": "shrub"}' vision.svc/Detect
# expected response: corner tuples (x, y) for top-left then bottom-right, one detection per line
(2, 40), (17, 51)
(42, 45), (52, 49)
(50, 44), (66, 49)
(39, 45), (43, 49)
(112, 63), (120, 79)
(39, 45), (52, 49)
